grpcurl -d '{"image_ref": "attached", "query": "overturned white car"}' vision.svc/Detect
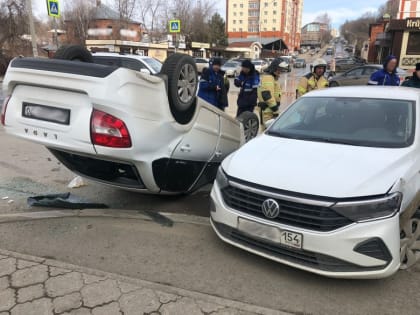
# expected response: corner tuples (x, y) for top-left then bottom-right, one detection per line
(1, 46), (259, 194)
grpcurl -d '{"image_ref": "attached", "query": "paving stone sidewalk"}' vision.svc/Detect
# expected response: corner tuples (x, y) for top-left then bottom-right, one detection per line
(0, 249), (285, 315)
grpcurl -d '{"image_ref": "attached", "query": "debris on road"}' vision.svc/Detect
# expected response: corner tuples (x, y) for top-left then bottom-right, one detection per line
(2, 196), (9, 200)
(67, 176), (86, 189)
(7, 199), (14, 204)
(27, 193), (107, 209)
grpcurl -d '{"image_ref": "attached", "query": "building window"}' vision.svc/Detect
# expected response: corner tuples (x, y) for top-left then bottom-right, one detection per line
(239, 28), (243, 32)
(273, 19), (276, 23)
(273, 10), (277, 15)
(407, 32), (420, 55)
(239, 20), (243, 24)
(264, 27), (267, 31)
(233, 3), (237, 8)
(273, 1), (278, 6)
(264, 11), (268, 15)
(234, 12), (237, 16)
(249, 2), (259, 9)
(264, 2), (268, 7)
(233, 20), (236, 24)
(240, 12), (243, 16)
(248, 26), (259, 33)
(272, 27), (276, 31)
(233, 28), (237, 31)
(240, 4), (243, 8)
(263, 19), (267, 23)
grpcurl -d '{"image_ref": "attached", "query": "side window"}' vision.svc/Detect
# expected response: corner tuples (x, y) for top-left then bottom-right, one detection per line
(121, 58), (146, 71)
(92, 57), (120, 67)
(362, 67), (377, 76)
(347, 68), (364, 76)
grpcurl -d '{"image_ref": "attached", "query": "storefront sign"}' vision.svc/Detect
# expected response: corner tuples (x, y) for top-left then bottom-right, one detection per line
(402, 56), (420, 66)
(191, 42), (210, 49)
(406, 19), (420, 30)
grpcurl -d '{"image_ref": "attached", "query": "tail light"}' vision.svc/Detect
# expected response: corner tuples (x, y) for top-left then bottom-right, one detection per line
(90, 109), (132, 148)
(1, 96), (11, 126)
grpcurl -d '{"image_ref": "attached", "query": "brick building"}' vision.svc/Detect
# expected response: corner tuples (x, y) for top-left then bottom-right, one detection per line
(226, 0), (303, 53)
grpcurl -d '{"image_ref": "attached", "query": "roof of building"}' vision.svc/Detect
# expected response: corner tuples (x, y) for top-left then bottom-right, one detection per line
(227, 41), (255, 48)
(90, 3), (140, 24)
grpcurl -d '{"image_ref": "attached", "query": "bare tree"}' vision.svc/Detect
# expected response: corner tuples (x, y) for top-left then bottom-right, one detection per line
(114, 0), (137, 22)
(0, 0), (28, 51)
(64, 0), (96, 45)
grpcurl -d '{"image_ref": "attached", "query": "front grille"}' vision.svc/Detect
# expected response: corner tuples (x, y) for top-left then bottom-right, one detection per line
(214, 222), (386, 272)
(222, 185), (353, 232)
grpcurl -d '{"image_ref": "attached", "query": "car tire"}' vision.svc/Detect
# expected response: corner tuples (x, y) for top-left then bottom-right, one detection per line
(54, 45), (93, 62)
(288, 66), (291, 72)
(237, 111), (259, 142)
(160, 53), (198, 125)
(329, 81), (339, 87)
(233, 71), (237, 77)
(400, 208), (420, 269)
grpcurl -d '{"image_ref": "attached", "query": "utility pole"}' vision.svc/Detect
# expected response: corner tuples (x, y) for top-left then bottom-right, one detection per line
(26, 0), (38, 57)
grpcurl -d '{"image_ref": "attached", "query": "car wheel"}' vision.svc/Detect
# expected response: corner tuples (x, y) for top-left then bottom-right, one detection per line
(160, 53), (198, 125)
(288, 66), (291, 72)
(329, 81), (339, 87)
(233, 71), (237, 77)
(400, 208), (420, 269)
(237, 111), (259, 142)
(54, 45), (93, 62)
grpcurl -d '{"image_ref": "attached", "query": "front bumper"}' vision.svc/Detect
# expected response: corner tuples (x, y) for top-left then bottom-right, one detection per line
(210, 182), (401, 279)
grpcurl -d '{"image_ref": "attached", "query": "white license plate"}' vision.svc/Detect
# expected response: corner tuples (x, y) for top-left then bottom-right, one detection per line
(238, 218), (303, 249)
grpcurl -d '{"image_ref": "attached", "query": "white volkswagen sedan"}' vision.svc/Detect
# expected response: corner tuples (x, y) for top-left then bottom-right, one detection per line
(211, 86), (420, 279)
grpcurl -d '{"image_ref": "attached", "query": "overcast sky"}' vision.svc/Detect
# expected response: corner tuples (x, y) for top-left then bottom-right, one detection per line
(33, 0), (387, 29)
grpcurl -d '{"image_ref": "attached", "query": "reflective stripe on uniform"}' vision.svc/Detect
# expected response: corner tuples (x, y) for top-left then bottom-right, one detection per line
(297, 86), (307, 94)
(368, 80), (379, 85)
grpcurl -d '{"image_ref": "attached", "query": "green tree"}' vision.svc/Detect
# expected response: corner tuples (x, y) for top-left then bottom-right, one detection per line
(208, 13), (227, 47)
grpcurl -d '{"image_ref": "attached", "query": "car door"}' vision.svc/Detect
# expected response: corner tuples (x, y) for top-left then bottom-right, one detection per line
(341, 67), (364, 86)
(361, 67), (379, 85)
(157, 106), (220, 192)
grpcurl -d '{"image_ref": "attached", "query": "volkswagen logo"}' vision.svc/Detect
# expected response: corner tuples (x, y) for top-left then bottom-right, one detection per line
(261, 199), (280, 219)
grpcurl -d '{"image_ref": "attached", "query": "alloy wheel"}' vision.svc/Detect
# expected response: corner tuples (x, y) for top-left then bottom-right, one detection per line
(243, 117), (259, 142)
(400, 210), (420, 269)
(177, 63), (197, 104)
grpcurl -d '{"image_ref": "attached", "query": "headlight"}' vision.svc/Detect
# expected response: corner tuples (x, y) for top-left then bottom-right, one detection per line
(215, 167), (229, 189)
(332, 193), (402, 222)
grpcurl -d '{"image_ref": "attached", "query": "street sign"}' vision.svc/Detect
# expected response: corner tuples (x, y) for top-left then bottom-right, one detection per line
(47, 0), (60, 18)
(169, 20), (181, 33)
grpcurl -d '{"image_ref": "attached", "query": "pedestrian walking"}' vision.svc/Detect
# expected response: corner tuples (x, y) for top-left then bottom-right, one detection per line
(368, 55), (400, 86)
(234, 60), (260, 117)
(198, 58), (229, 111)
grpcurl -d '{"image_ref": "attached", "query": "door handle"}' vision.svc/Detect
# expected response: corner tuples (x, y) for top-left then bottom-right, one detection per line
(215, 151), (223, 158)
(180, 145), (191, 153)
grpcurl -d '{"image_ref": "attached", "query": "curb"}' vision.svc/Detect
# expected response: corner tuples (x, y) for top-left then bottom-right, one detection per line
(0, 248), (290, 315)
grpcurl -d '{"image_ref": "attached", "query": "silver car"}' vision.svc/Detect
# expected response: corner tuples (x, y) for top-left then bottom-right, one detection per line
(221, 61), (241, 77)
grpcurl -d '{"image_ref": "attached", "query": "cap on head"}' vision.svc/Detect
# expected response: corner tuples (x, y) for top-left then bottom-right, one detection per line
(416, 63), (420, 71)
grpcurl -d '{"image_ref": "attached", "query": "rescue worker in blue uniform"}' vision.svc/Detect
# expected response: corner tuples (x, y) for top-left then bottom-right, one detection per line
(368, 55), (401, 86)
(198, 58), (228, 111)
(234, 59), (260, 117)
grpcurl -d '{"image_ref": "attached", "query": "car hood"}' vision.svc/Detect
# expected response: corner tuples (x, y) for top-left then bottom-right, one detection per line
(223, 134), (413, 198)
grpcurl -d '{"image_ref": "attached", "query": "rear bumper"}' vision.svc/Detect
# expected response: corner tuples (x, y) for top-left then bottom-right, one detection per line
(210, 182), (401, 279)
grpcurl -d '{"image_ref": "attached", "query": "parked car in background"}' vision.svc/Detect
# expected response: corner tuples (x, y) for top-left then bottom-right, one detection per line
(251, 59), (269, 72)
(211, 86), (420, 279)
(210, 57), (228, 66)
(335, 58), (366, 72)
(329, 65), (407, 87)
(326, 47), (334, 55)
(221, 61), (242, 77)
(276, 57), (292, 72)
(194, 57), (209, 74)
(92, 52), (162, 74)
(293, 58), (306, 68)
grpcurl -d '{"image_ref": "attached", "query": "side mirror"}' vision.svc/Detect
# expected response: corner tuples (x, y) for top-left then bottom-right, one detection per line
(265, 119), (275, 129)
(140, 68), (151, 75)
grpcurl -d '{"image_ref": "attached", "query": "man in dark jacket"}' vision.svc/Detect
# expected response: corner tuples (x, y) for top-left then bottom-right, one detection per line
(402, 63), (420, 89)
(368, 55), (400, 86)
(234, 60), (260, 117)
(198, 58), (228, 111)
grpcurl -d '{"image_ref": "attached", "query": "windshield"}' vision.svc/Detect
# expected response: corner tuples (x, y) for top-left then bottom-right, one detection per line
(252, 61), (262, 65)
(142, 57), (162, 73)
(224, 62), (238, 67)
(268, 97), (415, 148)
